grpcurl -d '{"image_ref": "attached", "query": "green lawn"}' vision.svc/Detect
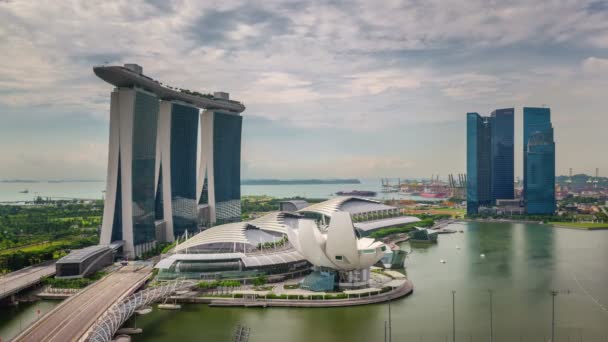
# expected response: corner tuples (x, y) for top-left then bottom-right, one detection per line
(550, 222), (608, 230)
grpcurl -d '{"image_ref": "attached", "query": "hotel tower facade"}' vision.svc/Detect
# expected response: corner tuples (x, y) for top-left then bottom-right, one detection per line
(95, 64), (245, 257)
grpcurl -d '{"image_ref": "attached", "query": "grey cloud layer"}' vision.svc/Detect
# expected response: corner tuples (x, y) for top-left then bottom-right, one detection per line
(0, 0), (607, 178)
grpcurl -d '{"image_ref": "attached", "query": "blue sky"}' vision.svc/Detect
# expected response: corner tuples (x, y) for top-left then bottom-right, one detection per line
(1, 0), (607, 180)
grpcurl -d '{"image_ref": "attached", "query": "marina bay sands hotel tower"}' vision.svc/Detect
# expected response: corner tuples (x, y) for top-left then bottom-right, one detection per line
(94, 64), (245, 257)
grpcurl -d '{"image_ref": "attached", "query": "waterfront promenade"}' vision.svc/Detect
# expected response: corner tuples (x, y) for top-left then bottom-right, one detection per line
(14, 265), (152, 342)
(173, 279), (414, 308)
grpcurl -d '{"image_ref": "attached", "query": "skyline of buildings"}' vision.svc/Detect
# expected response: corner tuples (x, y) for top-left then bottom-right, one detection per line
(93, 63), (559, 256)
(467, 107), (556, 215)
(96, 64), (245, 257)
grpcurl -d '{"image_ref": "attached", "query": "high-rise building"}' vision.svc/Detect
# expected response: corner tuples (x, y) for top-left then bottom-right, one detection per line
(198, 109), (243, 224)
(95, 64), (245, 257)
(467, 113), (492, 215)
(490, 108), (515, 201)
(523, 107), (555, 214)
(466, 108), (514, 215)
(156, 101), (200, 241)
(99, 88), (160, 257)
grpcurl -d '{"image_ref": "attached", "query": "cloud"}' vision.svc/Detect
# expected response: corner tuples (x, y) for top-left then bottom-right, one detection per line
(1, 0), (608, 178)
(582, 56), (608, 73)
(187, 4), (293, 48)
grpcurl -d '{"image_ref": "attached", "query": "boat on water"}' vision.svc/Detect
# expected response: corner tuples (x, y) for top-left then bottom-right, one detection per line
(420, 192), (448, 198)
(158, 303), (181, 310)
(19, 189), (29, 194)
(418, 187), (448, 199)
(335, 190), (377, 197)
(135, 306), (153, 315)
(419, 191), (448, 199)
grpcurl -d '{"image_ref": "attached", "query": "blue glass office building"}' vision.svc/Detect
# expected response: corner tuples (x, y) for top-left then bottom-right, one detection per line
(467, 109), (514, 215)
(101, 88), (159, 256)
(467, 113), (492, 215)
(524, 107), (555, 214)
(491, 108), (515, 201)
(198, 110), (243, 224)
(168, 103), (199, 237)
(131, 91), (160, 248)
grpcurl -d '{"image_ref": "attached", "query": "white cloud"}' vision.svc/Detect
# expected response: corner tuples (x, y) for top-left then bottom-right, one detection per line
(1, 0), (608, 178)
(582, 57), (608, 73)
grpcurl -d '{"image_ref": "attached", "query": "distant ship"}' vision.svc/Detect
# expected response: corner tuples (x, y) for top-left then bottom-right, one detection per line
(419, 188), (448, 198)
(420, 192), (448, 198)
(336, 190), (377, 197)
(19, 189), (29, 194)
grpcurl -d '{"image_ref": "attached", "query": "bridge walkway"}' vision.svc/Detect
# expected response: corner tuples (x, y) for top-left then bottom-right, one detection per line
(14, 265), (152, 342)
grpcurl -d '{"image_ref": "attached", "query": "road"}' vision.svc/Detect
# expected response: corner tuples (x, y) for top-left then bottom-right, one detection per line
(14, 265), (152, 342)
(0, 261), (56, 300)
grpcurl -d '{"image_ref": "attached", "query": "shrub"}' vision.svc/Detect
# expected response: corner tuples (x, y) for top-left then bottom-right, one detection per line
(42, 271), (106, 289)
(252, 275), (267, 286)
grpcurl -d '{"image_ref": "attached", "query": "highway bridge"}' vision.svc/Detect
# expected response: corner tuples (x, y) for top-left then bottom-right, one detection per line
(14, 265), (153, 342)
(0, 261), (56, 302)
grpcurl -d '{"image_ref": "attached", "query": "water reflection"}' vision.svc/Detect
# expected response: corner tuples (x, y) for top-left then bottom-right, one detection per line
(130, 222), (607, 342)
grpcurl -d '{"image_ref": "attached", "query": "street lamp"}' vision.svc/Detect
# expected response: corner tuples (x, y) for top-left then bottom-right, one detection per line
(489, 289), (494, 342)
(550, 289), (571, 342)
(388, 298), (392, 342)
(551, 290), (558, 342)
(452, 290), (456, 342)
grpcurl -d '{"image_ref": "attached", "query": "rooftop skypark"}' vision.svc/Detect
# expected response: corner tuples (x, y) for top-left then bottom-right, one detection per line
(93, 64), (245, 113)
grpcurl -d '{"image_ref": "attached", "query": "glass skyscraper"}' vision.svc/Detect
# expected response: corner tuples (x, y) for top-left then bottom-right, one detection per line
(523, 107), (555, 214)
(100, 88), (159, 257)
(155, 101), (200, 241)
(466, 109), (514, 215)
(490, 108), (515, 201)
(467, 113), (492, 215)
(95, 64), (246, 257)
(198, 110), (243, 224)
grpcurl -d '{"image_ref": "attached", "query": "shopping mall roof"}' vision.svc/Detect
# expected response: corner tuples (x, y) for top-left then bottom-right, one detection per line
(241, 250), (305, 267)
(154, 252), (246, 269)
(298, 196), (397, 217)
(175, 222), (250, 252)
(354, 216), (421, 233)
(154, 250), (306, 269)
(174, 212), (298, 252)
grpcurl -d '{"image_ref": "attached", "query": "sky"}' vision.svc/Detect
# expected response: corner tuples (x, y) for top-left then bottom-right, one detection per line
(0, 0), (607, 181)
